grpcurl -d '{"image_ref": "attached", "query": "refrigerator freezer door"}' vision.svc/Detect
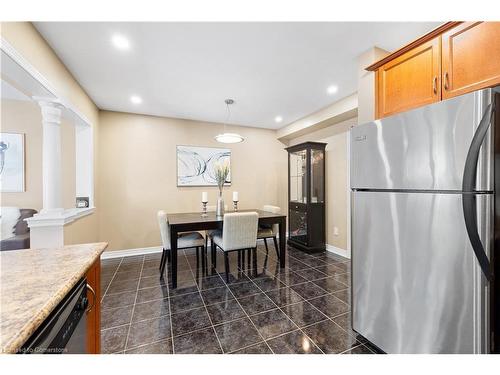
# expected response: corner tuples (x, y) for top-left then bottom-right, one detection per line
(352, 191), (490, 353)
(351, 89), (492, 191)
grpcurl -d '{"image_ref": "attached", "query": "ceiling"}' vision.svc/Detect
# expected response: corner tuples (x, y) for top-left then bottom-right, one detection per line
(34, 22), (440, 129)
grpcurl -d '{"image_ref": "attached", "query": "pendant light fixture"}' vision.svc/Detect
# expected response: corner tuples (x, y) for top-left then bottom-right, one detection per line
(214, 99), (244, 144)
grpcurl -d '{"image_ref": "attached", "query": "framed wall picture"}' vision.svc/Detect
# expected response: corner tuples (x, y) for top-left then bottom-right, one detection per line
(177, 145), (231, 187)
(0, 132), (25, 192)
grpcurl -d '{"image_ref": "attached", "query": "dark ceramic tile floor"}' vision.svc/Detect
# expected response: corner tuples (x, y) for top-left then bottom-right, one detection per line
(100, 243), (377, 354)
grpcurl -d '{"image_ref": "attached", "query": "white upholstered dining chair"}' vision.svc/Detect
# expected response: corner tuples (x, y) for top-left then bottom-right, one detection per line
(204, 204), (228, 248)
(211, 212), (258, 282)
(257, 205), (281, 260)
(157, 210), (205, 277)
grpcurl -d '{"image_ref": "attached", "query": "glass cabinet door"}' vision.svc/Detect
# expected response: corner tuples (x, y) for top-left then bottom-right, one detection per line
(289, 149), (307, 203)
(289, 209), (308, 244)
(310, 148), (324, 203)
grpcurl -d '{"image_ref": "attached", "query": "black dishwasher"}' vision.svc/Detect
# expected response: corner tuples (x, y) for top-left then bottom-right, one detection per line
(19, 279), (89, 354)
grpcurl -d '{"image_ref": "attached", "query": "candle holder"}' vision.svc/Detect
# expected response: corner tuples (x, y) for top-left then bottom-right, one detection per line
(233, 200), (239, 212)
(201, 202), (208, 217)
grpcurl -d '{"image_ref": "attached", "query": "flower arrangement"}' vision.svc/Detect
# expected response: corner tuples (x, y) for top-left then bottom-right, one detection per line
(214, 160), (230, 193)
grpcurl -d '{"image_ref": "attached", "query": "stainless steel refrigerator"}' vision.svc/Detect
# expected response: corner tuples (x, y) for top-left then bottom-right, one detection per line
(350, 88), (499, 353)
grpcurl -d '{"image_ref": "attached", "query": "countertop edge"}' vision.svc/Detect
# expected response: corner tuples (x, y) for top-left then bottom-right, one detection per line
(1, 242), (108, 354)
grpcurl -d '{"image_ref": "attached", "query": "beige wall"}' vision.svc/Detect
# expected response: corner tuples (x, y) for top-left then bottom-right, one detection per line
(277, 94), (357, 142)
(98, 111), (288, 251)
(288, 116), (356, 250)
(1, 100), (42, 209)
(1, 22), (100, 245)
(357, 47), (389, 124)
(1, 99), (76, 210)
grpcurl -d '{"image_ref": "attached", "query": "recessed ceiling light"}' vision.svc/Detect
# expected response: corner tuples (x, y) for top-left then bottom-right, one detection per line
(111, 34), (130, 50)
(275, 116), (283, 123)
(327, 85), (338, 95)
(130, 95), (142, 104)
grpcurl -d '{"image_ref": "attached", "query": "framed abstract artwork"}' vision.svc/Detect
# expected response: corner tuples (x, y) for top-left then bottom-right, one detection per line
(177, 145), (231, 186)
(0, 132), (25, 192)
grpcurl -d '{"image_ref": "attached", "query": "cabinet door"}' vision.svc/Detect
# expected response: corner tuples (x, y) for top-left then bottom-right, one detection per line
(85, 258), (101, 354)
(289, 207), (308, 245)
(442, 22), (500, 99)
(289, 149), (308, 204)
(376, 38), (441, 118)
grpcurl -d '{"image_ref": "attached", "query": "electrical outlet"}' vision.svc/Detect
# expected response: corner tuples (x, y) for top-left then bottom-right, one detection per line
(333, 227), (339, 236)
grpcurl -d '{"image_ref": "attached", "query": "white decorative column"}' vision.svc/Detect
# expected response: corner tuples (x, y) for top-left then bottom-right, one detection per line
(39, 99), (64, 214)
(27, 98), (66, 248)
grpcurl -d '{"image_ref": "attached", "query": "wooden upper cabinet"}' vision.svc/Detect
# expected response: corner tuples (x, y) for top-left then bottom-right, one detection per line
(376, 37), (441, 118)
(369, 22), (500, 119)
(442, 22), (500, 99)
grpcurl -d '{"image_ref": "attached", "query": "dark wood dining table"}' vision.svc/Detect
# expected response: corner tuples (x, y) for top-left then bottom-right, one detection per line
(166, 209), (287, 288)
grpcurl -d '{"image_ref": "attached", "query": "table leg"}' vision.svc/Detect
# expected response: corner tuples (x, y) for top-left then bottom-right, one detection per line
(170, 227), (178, 289)
(278, 217), (286, 268)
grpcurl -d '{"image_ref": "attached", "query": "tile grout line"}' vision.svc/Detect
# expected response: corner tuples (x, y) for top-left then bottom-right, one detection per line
(243, 269), (326, 354)
(125, 336), (173, 353)
(104, 248), (353, 354)
(123, 315), (333, 354)
(338, 343), (371, 354)
(163, 250), (175, 354)
(226, 341), (267, 354)
(226, 316), (333, 353)
(196, 250), (350, 342)
(301, 280), (359, 350)
(107, 285), (320, 335)
(101, 257), (124, 301)
(123, 255), (145, 352)
(235, 248), (328, 347)
(215, 248), (276, 354)
(284, 261), (357, 352)
(185, 247), (225, 354)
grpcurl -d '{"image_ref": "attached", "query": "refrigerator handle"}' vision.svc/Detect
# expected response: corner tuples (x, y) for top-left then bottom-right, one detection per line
(462, 103), (494, 281)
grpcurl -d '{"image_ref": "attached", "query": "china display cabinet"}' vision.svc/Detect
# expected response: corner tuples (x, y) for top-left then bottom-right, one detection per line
(286, 142), (326, 253)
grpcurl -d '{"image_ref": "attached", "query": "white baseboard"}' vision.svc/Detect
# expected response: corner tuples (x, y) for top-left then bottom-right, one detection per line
(102, 238), (278, 260)
(101, 246), (163, 259)
(102, 241), (349, 260)
(326, 244), (350, 259)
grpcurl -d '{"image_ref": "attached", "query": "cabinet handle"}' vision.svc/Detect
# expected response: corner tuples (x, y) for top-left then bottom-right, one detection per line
(444, 72), (450, 91)
(86, 283), (96, 313)
(433, 76), (438, 94)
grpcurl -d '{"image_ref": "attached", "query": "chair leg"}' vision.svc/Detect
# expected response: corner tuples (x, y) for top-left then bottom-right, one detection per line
(159, 248), (166, 270)
(160, 249), (167, 277)
(211, 241), (217, 269)
(247, 247), (251, 265)
(263, 238), (269, 254)
(224, 252), (230, 283)
(167, 249), (171, 262)
(252, 247), (257, 274)
(201, 245), (206, 273)
(237, 250), (241, 268)
(273, 236), (280, 260)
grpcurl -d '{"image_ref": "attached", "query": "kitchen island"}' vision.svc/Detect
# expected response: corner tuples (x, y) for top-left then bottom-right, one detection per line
(0, 242), (107, 354)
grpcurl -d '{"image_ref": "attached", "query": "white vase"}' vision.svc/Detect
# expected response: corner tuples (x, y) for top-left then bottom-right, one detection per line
(216, 191), (225, 217)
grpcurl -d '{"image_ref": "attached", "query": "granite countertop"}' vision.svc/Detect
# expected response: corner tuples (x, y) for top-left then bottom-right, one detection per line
(0, 242), (108, 354)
